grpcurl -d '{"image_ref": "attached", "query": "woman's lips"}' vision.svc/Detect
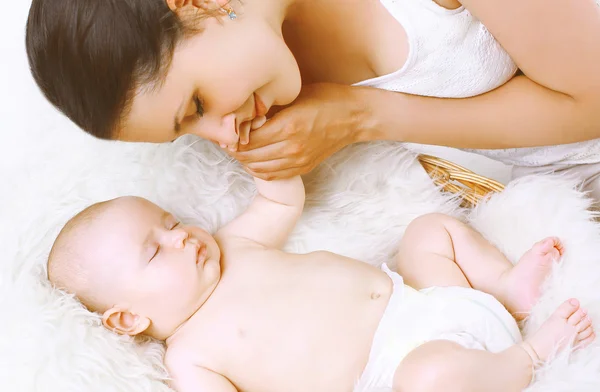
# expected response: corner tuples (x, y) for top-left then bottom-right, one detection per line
(254, 93), (268, 117)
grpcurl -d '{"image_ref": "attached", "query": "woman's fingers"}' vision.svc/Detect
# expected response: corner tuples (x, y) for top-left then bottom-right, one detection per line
(239, 116), (266, 146)
(234, 140), (291, 164)
(238, 114), (293, 151)
(239, 121), (251, 146)
(251, 116), (267, 131)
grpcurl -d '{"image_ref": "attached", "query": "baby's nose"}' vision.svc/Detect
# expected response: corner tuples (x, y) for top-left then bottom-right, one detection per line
(213, 113), (239, 146)
(170, 228), (189, 249)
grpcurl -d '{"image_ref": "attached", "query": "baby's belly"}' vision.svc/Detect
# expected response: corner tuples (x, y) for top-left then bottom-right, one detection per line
(206, 253), (393, 392)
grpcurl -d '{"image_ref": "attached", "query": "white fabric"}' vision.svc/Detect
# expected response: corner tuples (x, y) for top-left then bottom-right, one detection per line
(354, 264), (521, 392)
(354, 0), (517, 98)
(355, 0), (600, 167)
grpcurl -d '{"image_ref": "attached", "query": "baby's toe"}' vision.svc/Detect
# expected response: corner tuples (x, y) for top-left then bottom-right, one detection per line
(535, 237), (562, 259)
(554, 238), (565, 255)
(578, 325), (594, 341)
(577, 332), (596, 348)
(548, 247), (561, 260)
(535, 238), (555, 253)
(577, 315), (593, 332)
(568, 308), (587, 326)
(555, 299), (580, 320)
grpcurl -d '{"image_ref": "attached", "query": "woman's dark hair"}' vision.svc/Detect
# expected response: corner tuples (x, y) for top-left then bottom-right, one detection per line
(25, 0), (186, 139)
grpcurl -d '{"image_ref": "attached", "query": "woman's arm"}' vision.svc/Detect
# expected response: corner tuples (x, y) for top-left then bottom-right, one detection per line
(234, 0), (600, 179)
(356, 0), (600, 148)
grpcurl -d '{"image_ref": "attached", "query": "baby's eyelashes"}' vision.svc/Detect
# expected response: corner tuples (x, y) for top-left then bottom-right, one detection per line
(148, 245), (160, 263)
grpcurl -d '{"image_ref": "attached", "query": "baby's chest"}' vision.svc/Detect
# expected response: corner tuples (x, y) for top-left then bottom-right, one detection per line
(177, 317), (361, 392)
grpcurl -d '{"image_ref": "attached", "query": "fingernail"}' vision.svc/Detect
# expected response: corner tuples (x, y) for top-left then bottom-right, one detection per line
(241, 140), (248, 145)
(220, 143), (226, 148)
(570, 299), (579, 306)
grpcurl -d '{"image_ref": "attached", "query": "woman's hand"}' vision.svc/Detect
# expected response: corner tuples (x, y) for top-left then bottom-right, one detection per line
(230, 83), (365, 180)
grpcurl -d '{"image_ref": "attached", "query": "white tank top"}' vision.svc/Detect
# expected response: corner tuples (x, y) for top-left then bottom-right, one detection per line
(355, 0), (600, 167)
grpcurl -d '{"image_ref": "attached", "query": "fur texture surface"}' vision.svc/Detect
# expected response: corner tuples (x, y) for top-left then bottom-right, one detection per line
(3, 2), (600, 389)
(2, 125), (600, 391)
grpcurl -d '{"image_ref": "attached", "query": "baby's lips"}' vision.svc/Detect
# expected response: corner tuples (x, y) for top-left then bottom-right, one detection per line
(196, 243), (208, 265)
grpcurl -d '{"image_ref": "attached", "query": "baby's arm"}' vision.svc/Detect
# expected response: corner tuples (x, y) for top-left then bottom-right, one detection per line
(169, 366), (237, 392)
(166, 354), (237, 392)
(217, 176), (305, 248)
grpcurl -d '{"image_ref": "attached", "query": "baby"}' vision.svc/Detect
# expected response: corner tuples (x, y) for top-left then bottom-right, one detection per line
(48, 176), (595, 392)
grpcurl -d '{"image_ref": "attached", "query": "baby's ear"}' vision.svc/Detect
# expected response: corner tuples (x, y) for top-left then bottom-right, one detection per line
(102, 307), (151, 336)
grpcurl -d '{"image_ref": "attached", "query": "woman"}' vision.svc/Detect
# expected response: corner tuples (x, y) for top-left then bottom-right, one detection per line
(26, 0), (600, 196)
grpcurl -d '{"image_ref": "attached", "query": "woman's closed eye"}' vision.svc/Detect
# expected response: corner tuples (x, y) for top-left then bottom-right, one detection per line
(193, 96), (204, 119)
(175, 97), (205, 137)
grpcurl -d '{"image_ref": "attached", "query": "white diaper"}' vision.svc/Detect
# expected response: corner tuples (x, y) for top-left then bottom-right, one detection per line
(354, 264), (522, 392)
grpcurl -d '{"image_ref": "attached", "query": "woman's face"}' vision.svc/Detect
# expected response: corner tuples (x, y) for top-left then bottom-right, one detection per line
(121, 11), (301, 146)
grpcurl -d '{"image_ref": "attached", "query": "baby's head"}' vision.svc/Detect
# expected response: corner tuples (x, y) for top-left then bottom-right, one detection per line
(48, 196), (221, 340)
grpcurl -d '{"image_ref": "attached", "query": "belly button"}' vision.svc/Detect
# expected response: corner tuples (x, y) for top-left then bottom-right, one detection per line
(371, 292), (381, 300)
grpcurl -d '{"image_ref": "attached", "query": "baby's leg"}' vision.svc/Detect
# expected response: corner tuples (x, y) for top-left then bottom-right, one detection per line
(394, 340), (531, 392)
(396, 213), (562, 319)
(393, 299), (594, 392)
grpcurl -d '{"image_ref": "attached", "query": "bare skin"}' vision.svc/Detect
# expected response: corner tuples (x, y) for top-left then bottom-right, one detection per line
(394, 214), (594, 391)
(394, 296), (593, 392)
(397, 215), (565, 321)
(503, 238), (564, 320)
(166, 248), (392, 392)
(48, 180), (594, 392)
(139, 0), (600, 180)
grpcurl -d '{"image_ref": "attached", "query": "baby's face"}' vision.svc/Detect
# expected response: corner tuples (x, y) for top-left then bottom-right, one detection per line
(85, 197), (221, 335)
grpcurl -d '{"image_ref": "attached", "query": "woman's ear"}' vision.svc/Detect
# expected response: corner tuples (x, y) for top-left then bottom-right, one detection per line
(165, 0), (220, 12)
(102, 306), (151, 336)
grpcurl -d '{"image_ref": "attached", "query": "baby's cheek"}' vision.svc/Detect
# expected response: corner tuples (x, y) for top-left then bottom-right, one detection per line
(204, 262), (222, 288)
(148, 267), (184, 292)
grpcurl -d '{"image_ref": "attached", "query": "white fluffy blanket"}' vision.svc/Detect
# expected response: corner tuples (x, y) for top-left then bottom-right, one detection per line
(2, 119), (600, 391)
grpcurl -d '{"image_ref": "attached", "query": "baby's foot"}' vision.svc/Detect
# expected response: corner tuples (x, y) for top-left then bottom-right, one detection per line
(502, 237), (563, 320)
(521, 299), (595, 365)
